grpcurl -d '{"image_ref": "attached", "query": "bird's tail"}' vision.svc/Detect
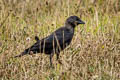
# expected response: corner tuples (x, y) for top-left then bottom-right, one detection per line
(14, 48), (29, 58)
(35, 36), (39, 41)
(14, 38), (40, 58)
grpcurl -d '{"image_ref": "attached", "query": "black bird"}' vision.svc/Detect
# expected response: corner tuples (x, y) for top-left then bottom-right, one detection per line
(15, 16), (85, 66)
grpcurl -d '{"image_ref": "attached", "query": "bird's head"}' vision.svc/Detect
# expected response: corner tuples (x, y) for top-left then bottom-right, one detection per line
(65, 16), (85, 28)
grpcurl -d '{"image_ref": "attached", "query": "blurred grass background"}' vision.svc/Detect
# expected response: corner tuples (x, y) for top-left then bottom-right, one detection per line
(0, 0), (120, 80)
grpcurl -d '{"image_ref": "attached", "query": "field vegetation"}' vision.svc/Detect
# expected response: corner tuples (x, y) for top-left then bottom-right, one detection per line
(0, 0), (120, 80)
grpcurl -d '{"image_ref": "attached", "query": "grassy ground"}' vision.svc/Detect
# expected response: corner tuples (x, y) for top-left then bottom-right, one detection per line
(0, 0), (120, 80)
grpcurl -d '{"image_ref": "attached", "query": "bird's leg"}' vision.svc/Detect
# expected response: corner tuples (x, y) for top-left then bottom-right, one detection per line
(50, 53), (54, 67)
(56, 53), (59, 60)
(56, 53), (62, 64)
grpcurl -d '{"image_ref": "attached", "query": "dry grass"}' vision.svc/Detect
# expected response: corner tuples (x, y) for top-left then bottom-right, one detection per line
(0, 0), (120, 80)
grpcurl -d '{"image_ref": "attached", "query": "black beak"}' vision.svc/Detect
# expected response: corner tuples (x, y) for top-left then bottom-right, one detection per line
(77, 20), (85, 24)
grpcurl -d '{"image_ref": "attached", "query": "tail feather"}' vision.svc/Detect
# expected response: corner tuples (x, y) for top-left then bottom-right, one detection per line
(14, 49), (29, 58)
(35, 36), (39, 41)
(15, 40), (41, 58)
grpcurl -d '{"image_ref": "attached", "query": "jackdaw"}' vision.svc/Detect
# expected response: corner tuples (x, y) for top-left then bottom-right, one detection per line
(15, 16), (85, 66)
